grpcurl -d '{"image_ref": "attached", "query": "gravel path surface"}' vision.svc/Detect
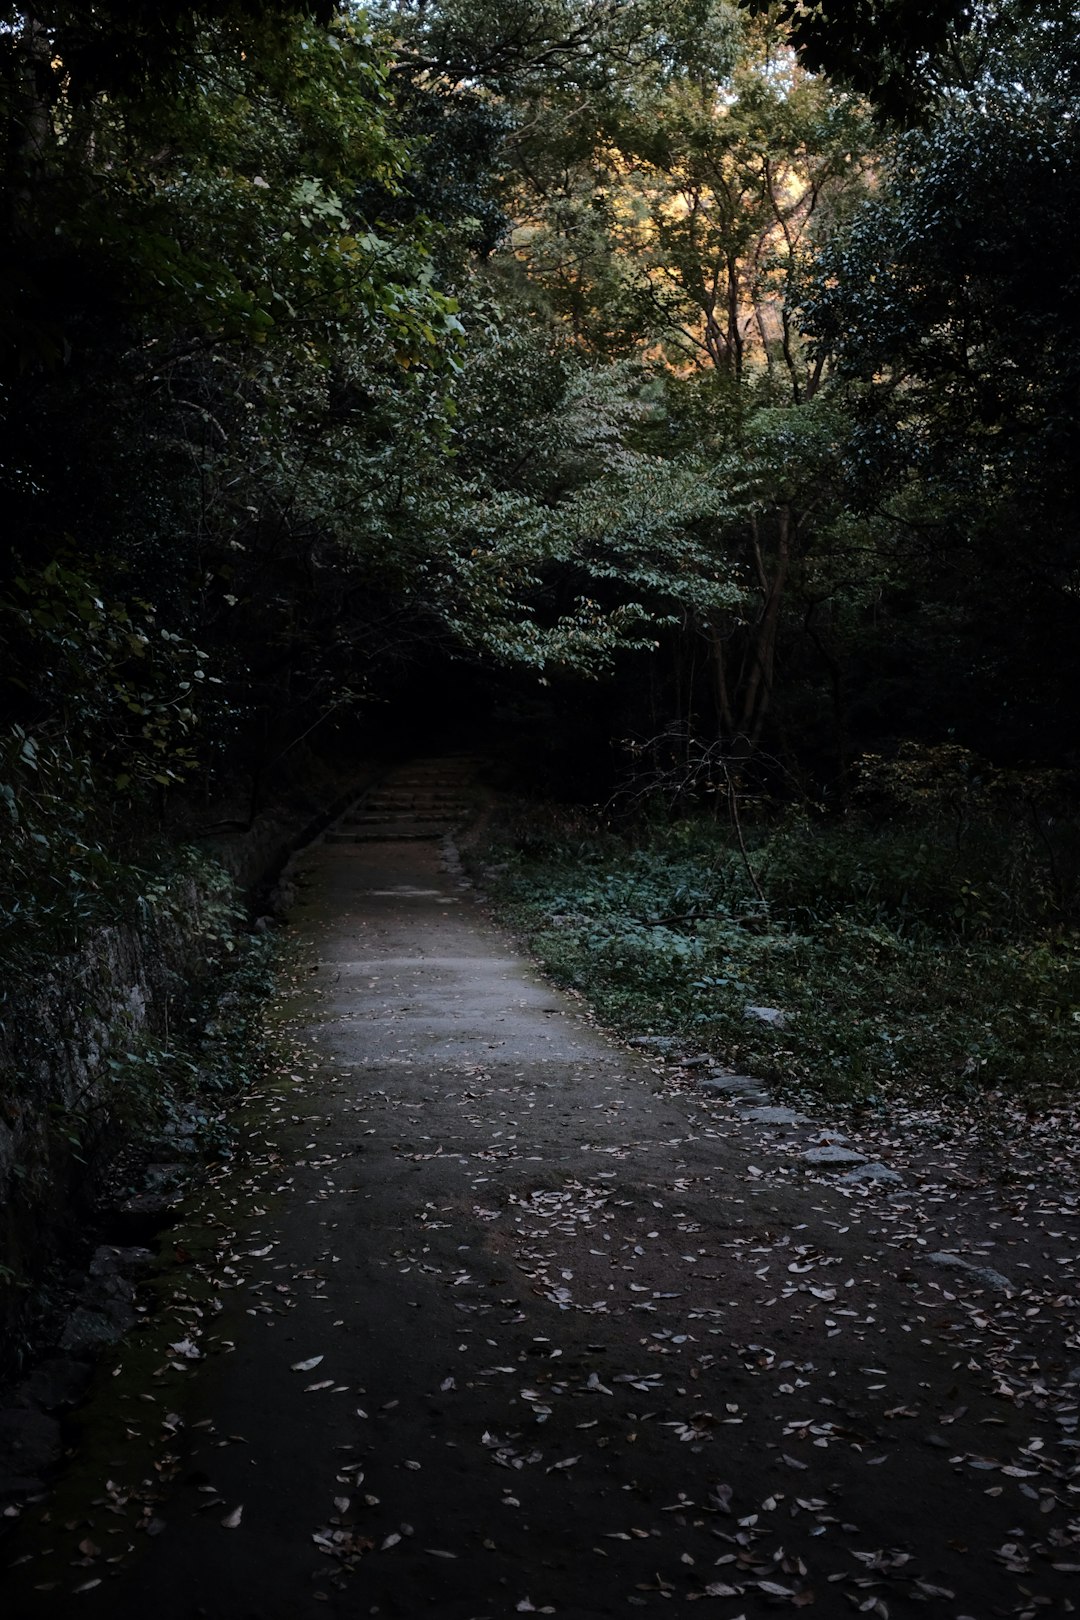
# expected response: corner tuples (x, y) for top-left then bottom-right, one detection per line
(4, 762), (1078, 1619)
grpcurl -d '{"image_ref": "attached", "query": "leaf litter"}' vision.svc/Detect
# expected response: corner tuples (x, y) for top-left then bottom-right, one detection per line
(5, 829), (1080, 1616)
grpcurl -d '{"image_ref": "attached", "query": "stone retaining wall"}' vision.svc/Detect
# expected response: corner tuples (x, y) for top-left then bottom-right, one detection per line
(0, 760), (381, 1367)
(0, 868), (223, 1362)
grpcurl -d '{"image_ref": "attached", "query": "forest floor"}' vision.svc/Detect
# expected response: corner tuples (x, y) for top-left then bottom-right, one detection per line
(2, 760), (1079, 1619)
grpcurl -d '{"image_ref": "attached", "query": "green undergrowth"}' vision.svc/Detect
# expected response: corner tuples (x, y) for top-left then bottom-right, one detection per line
(0, 835), (261, 1140)
(0, 874), (275, 1375)
(477, 799), (1080, 1110)
(91, 928), (278, 1170)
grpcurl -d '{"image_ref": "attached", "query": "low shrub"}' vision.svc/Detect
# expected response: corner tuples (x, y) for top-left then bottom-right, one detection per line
(479, 786), (1080, 1108)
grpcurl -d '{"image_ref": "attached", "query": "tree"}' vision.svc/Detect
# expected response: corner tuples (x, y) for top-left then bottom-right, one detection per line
(737, 0), (1003, 122)
(798, 5), (1080, 763)
(492, 6), (873, 766)
(0, 1), (474, 889)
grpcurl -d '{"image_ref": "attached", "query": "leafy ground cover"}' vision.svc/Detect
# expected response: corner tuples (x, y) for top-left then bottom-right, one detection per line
(476, 792), (1080, 1114)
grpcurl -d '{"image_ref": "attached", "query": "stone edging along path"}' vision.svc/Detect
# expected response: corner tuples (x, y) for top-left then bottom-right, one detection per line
(2, 758), (1078, 1618)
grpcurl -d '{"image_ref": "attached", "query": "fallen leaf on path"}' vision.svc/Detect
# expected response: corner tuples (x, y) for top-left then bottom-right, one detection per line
(221, 1505), (244, 1529)
(291, 1356), (324, 1372)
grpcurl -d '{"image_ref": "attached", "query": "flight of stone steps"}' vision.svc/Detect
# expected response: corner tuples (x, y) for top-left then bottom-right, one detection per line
(325, 756), (478, 843)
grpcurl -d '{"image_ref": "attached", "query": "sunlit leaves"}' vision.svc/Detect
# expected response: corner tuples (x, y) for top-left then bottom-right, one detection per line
(502, 10), (873, 384)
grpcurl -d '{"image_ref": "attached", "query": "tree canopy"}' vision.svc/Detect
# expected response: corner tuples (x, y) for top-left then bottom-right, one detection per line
(2, 0), (1078, 956)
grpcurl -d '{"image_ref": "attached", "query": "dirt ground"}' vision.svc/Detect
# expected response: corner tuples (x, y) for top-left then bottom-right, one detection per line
(3, 762), (1079, 1619)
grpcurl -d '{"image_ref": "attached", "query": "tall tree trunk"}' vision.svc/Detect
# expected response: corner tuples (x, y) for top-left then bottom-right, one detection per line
(740, 504), (792, 750)
(803, 598), (850, 799)
(707, 620), (735, 737)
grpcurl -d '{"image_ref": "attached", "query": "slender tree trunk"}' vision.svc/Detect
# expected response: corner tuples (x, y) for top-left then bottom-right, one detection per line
(803, 599), (849, 799)
(740, 505), (792, 749)
(707, 620), (735, 737)
(726, 252), (743, 382)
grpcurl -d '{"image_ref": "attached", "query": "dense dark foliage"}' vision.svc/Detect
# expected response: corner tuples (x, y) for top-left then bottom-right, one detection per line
(2, 0), (1078, 975)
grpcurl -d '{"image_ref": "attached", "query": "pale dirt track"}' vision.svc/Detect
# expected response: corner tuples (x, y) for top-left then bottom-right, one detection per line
(4, 761), (1078, 1619)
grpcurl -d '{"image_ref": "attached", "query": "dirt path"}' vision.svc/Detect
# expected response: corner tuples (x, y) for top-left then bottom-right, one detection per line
(4, 761), (1078, 1618)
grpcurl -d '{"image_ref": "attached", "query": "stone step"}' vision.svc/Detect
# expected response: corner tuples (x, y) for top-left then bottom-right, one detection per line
(385, 780), (473, 790)
(326, 824), (453, 843)
(348, 810), (463, 822)
(387, 771), (472, 782)
(337, 760), (479, 838)
(359, 798), (468, 810)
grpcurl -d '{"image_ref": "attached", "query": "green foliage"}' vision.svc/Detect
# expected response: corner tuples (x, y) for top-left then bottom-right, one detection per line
(803, 48), (1080, 516)
(793, 13), (1080, 765)
(51, 923), (277, 1170)
(737, 0), (984, 122)
(3, 556), (208, 792)
(504, 7), (873, 382)
(421, 325), (747, 672)
(0, 729), (131, 964)
(481, 766), (1080, 1107)
(102, 929), (274, 1135)
(0, 2), (338, 104)
(0, 783), (231, 980)
(2, 5), (478, 968)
